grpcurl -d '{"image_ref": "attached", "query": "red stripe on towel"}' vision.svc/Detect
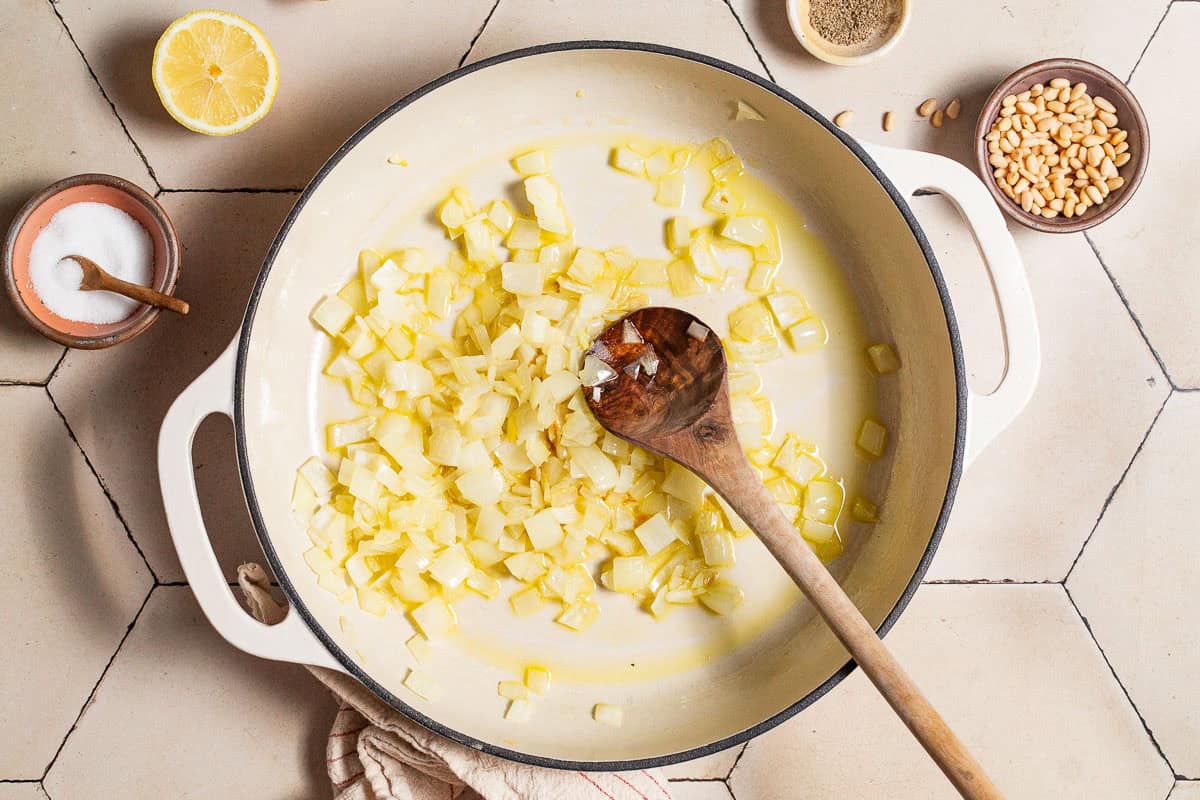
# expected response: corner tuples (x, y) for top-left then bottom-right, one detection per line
(613, 772), (649, 800)
(643, 770), (671, 799)
(578, 772), (617, 800)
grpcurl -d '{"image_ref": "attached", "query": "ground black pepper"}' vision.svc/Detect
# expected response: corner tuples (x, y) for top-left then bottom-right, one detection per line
(808, 0), (890, 47)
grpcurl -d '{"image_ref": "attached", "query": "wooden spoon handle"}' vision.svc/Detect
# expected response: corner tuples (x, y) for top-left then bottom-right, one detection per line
(95, 271), (189, 315)
(721, 463), (1003, 800)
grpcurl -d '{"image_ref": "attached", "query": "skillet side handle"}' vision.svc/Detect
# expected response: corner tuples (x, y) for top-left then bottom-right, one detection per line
(865, 144), (1040, 468)
(158, 338), (343, 671)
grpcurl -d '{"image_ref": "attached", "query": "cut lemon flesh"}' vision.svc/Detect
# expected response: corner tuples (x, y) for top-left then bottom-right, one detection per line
(152, 10), (279, 136)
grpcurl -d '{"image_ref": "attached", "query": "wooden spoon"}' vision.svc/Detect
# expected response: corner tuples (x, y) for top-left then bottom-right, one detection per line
(66, 254), (189, 315)
(584, 306), (1002, 800)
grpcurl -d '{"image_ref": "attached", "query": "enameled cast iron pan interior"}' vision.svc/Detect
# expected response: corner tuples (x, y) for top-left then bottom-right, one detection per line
(234, 43), (964, 768)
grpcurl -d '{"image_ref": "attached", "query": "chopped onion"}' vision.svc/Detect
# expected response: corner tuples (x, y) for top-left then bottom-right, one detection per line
(580, 353), (618, 387)
(686, 321), (709, 341)
(591, 386), (602, 403)
(623, 361), (641, 380)
(639, 344), (660, 376)
(622, 319), (642, 344)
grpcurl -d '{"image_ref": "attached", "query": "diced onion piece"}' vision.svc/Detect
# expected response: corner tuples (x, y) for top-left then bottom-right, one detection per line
(634, 513), (676, 556)
(735, 100), (765, 121)
(611, 555), (647, 592)
(699, 529), (735, 567)
(466, 570), (501, 599)
(501, 261), (544, 296)
(629, 258), (669, 287)
(639, 344), (660, 376)
(772, 435), (825, 486)
(699, 581), (744, 615)
(704, 185), (740, 216)
(406, 634), (433, 665)
(802, 479), (844, 524)
(666, 216), (693, 251)
(505, 698), (534, 722)
(455, 466), (503, 506)
(667, 258), (706, 297)
(524, 509), (565, 551)
(486, 200), (515, 233)
(570, 445), (619, 491)
(556, 599), (600, 631)
(786, 317), (828, 352)
(512, 150), (550, 175)
(801, 518), (838, 544)
(506, 217), (541, 249)
(610, 146), (645, 176)
(428, 547), (472, 588)
(593, 703), (624, 727)
(498, 680), (528, 700)
(686, 321), (709, 341)
(852, 496), (880, 523)
(623, 362), (641, 380)
(688, 231), (722, 281)
(654, 174), (686, 208)
(580, 354), (618, 387)
(765, 291), (809, 330)
(311, 295), (355, 335)
(746, 261), (780, 294)
(728, 299), (776, 343)
(711, 156), (745, 183)
(727, 337), (783, 364)
(524, 666), (552, 695)
(385, 361), (435, 397)
(867, 343), (901, 374)
(719, 215), (769, 248)
(622, 319), (642, 344)
(411, 596), (456, 639)
(509, 586), (544, 616)
(291, 473), (317, 521)
(524, 175), (570, 235)
(299, 456), (336, 495)
(857, 418), (888, 459)
(644, 150), (671, 178)
(505, 552), (549, 582)
(403, 669), (441, 701)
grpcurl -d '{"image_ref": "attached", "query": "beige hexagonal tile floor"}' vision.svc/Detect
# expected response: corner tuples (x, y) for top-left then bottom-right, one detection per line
(728, 0), (1167, 168)
(49, 191), (298, 582)
(2, 0), (1194, 796)
(43, 586), (336, 800)
(0, 0), (153, 383)
(53, 0), (496, 190)
(1069, 392), (1200, 778)
(467, 0), (766, 77)
(908, 197), (1167, 582)
(729, 585), (1174, 799)
(1089, 3), (1200, 388)
(0, 387), (152, 778)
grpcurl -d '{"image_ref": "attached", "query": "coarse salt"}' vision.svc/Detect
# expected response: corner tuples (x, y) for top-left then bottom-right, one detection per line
(28, 202), (153, 324)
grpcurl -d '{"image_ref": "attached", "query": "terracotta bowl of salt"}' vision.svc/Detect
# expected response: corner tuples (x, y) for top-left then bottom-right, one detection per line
(3, 173), (181, 349)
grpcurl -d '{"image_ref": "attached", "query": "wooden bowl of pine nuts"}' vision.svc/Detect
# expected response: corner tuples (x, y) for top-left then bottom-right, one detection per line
(975, 58), (1149, 233)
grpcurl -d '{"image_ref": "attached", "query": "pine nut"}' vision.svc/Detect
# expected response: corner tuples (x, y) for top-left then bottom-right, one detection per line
(1114, 141), (1129, 155)
(1058, 112), (1078, 123)
(946, 98), (961, 120)
(1087, 145), (1104, 167)
(989, 152), (1007, 167)
(1101, 157), (1118, 178)
(1031, 83), (1045, 96)
(1082, 134), (1105, 147)
(1097, 179), (1110, 198)
(1017, 100), (1037, 114)
(1110, 129), (1128, 145)
(1093, 120), (1108, 136)
(1085, 164), (1102, 180)
(1050, 197), (1064, 211)
(1000, 138), (1014, 153)
(1006, 171), (1020, 186)
(883, 111), (895, 131)
(918, 98), (938, 117)
(1018, 90), (1032, 102)
(1041, 208), (1058, 219)
(1107, 176), (1125, 191)
(1114, 152), (1131, 167)
(1021, 191), (1034, 213)
(999, 116), (1012, 132)
(1002, 94), (1017, 108)
(1050, 77), (1071, 89)
(1006, 129), (1020, 147)
(1070, 82), (1088, 101)
(931, 109), (944, 128)
(1098, 111), (1118, 127)
(1103, 142), (1116, 159)
(1086, 185), (1103, 204)
(835, 110), (854, 128)
(1094, 96), (1116, 113)
(1015, 178), (1030, 194)
(1000, 106), (1015, 117)
(1045, 88), (1060, 102)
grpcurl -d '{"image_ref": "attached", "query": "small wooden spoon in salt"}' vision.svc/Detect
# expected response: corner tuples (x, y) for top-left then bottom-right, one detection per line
(583, 306), (1002, 800)
(66, 254), (189, 315)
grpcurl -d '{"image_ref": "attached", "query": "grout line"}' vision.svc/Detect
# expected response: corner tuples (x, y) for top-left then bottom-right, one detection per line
(1062, 583), (1185, 781)
(723, 0), (776, 82)
(0, 380), (47, 387)
(457, 0), (503, 68)
(923, 578), (1061, 585)
(44, 0), (161, 192)
(1083, 233), (1178, 390)
(1064, 390), (1169, 582)
(157, 187), (304, 194)
(41, 783), (53, 800)
(45, 385), (160, 584)
(725, 741), (748, 781)
(43, 347), (69, 387)
(1125, 0), (1173, 84)
(39, 586), (154, 781)
(0, 780), (42, 785)
(667, 777), (729, 783)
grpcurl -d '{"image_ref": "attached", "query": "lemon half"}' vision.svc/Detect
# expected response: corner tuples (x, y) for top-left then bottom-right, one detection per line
(152, 9), (279, 136)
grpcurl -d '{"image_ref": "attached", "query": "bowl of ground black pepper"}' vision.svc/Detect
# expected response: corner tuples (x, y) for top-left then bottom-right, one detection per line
(787, 0), (910, 66)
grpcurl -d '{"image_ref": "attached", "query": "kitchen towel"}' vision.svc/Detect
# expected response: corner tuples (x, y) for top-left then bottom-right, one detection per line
(237, 563), (676, 800)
